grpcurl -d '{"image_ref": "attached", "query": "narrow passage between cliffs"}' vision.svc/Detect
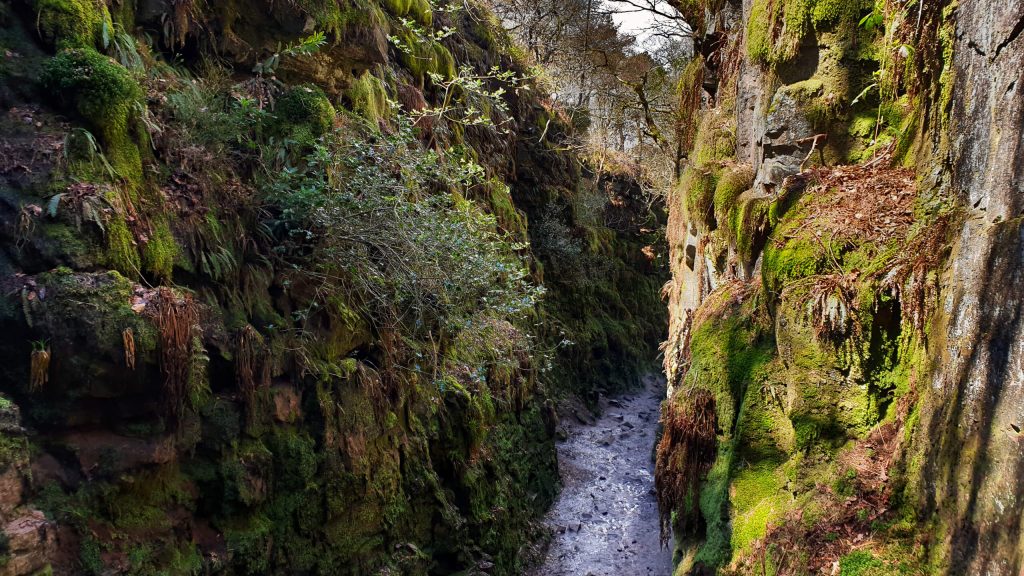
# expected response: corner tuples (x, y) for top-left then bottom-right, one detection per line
(530, 374), (673, 575)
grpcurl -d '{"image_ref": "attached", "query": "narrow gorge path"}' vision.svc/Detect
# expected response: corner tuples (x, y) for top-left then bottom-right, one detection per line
(531, 374), (673, 576)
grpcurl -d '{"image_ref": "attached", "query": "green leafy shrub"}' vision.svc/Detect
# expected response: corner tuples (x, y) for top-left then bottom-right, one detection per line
(266, 120), (542, 339)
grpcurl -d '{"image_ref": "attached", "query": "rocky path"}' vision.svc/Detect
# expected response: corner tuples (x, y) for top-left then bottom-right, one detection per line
(530, 374), (673, 576)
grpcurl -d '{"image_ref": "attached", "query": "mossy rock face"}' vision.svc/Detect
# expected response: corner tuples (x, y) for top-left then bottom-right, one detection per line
(41, 48), (141, 130)
(33, 0), (113, 49)
(681, 165), (720, 228)
(381, 0), (432, 27)
(140, 218), (180, 283)
(774, 292), (872, 444)
(13, 269), (157, 406)
(395, 29), (457, 83)
(41, 48), (144, 187)
(104, 212), (141, 278)
(345, 71), (391, 126)
(747, 0), (809, 70)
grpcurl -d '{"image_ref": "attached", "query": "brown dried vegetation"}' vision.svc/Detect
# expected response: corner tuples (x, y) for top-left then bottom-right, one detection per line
(236, 324), (270, 426)
(30, 343), (50, 391)
(656, 387), (718, 543)
(151, 287), (198, 426)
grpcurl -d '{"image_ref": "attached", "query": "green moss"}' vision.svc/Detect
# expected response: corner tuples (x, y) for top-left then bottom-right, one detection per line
(381, 0), (432, 26)
(33, 268), (156, 356)
(682, 165), (720, 228)
(346, 71), (390, 126)
(761, 236), (826, 295)
(221, 440), (272, 507)
(37, 222), (97, 269)
(485, 178), (527, 237)
(41, 48), (143, 187)
(266, 429), (318, 491)
(34, 0), (112, 49)
(747, 0), (809, 69)
(810, 0), (859, 28)
(713, 164), (754, 228)
(748, 0), (863, 68)
(692, 110), (736, 165)
(839, 550), (884, 575)
(684, 297), (774, 438)
(397, 30), (456, 83)
(104, 212), (140, 277)
(729, 196), (771, 266)
(223, 514), (273, 575)
(730, 463), (787, 553)
(275, 84), (336, 138)
(0, 433), (28, 471)
(141, 218), (179, 282)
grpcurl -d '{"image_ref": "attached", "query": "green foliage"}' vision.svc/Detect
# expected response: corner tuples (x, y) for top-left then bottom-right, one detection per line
(79, 536), (104, 575)
(33, 0), (112, 49)
(253, 32), (327, 76)
(390, 20), (458, 83)
(265, 119), (542, 340)
(223, 514), (273, 575)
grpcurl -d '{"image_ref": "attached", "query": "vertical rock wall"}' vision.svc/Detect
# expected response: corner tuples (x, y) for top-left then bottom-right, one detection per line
(906, 2), (1024, 573)
(660, 0), (1024, 572)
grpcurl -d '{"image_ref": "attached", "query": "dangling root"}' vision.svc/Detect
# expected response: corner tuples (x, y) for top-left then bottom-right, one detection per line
(152, 288), (198, 427)
(236, 325), (269, 427)
(655, 388), (718, 544)
(30, 345), (50, 391)
(123, 327), (136, 370)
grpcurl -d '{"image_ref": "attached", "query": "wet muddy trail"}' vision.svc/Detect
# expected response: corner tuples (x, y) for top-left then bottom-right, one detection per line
(530, 375), (673, 576)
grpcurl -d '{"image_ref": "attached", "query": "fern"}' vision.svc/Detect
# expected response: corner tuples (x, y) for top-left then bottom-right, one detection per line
(110, 25), (144, 71)
(62, 128), (117, 180)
